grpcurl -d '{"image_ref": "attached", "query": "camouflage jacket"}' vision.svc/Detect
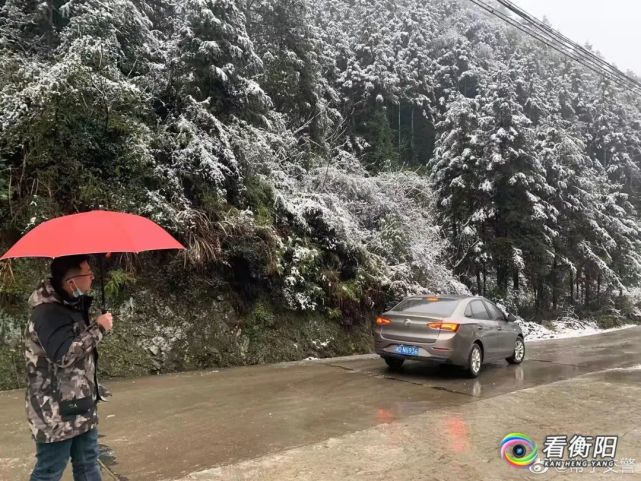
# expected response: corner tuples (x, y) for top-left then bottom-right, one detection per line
(25, 279), (105, 443)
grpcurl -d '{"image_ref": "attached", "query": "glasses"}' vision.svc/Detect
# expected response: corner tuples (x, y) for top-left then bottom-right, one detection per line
(65, 272), (94, 282)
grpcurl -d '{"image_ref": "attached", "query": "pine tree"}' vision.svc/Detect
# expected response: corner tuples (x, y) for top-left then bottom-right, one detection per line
(476, 73), (554, 298)
(171, 0), (270, 121)
(430, 95), (487, 291)
(242, 0), (337, 149)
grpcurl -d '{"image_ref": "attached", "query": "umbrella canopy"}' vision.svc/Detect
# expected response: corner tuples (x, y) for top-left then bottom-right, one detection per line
(1, 210), (186, 312)
(1, 210), (185, 260)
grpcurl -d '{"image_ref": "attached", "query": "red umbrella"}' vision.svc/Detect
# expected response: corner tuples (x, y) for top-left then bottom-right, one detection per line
(1, 210), (185, 259)
(1, 210), (186, 310)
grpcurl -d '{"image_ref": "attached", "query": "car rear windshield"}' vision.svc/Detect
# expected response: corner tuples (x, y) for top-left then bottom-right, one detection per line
(391, 297), (460, 316)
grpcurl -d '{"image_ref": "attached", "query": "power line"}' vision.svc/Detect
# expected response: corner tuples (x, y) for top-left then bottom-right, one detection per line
(496, 0), (641, 91)
(497, 5), (633, 88)
(467, 0), (641, 96)
(469, 0), (629, 89)
(491, 0), (641, 94)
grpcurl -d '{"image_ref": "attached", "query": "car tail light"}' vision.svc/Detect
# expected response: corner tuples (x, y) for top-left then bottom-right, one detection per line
(427, 322), (459, 332)
(376, 316), (392, 325)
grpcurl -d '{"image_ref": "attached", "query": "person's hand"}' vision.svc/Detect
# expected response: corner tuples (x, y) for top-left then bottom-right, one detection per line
(97, 312), (113, 333)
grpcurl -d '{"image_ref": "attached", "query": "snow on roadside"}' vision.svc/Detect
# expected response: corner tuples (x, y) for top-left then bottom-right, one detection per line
(516, 317), (638, 342)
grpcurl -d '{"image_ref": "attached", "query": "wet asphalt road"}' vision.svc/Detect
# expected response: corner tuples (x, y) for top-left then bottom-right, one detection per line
(1, 327), (640, 480)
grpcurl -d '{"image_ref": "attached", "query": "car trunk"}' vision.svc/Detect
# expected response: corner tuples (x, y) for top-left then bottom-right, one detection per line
(379, 312), (447, 343)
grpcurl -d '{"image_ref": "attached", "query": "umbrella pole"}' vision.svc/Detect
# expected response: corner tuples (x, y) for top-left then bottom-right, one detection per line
(99, 254), (107, 314)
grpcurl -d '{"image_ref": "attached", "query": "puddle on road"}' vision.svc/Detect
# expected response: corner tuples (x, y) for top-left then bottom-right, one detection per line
(375, 400), (435, 422)
(98, 437), (129, 481)
(441, 415), (470, 454)
(373, 406), (472, 454)
(595, 366), (641, 384)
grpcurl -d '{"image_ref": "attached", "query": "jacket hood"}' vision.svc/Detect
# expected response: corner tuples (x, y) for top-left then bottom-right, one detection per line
(28, 279), (63, 309)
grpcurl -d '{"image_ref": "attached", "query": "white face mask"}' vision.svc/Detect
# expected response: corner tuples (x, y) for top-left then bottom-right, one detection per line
(69, 280), (84, 298)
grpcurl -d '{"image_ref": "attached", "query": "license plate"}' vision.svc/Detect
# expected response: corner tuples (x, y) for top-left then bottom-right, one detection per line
(395, 345), (419, 356)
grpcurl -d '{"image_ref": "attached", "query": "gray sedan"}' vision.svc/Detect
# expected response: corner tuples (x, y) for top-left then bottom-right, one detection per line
(374, 295), (524, 377)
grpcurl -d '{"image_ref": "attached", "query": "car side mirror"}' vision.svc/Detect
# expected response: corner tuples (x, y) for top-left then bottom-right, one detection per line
(506, 313), (517, 322)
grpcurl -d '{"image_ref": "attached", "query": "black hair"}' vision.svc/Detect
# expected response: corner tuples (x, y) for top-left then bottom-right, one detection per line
(50, 255), (91, 293)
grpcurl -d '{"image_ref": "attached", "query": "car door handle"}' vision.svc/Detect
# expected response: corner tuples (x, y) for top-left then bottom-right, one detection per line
(497, 327), (503, 331)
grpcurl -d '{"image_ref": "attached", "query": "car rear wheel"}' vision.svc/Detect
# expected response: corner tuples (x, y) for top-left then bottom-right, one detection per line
(507, 337), (525, 364)
(466, 343), (483, 378)
(384, 357), (404, 371)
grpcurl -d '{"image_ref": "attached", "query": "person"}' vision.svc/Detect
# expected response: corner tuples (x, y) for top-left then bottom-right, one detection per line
(25, 255), (113, 481)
